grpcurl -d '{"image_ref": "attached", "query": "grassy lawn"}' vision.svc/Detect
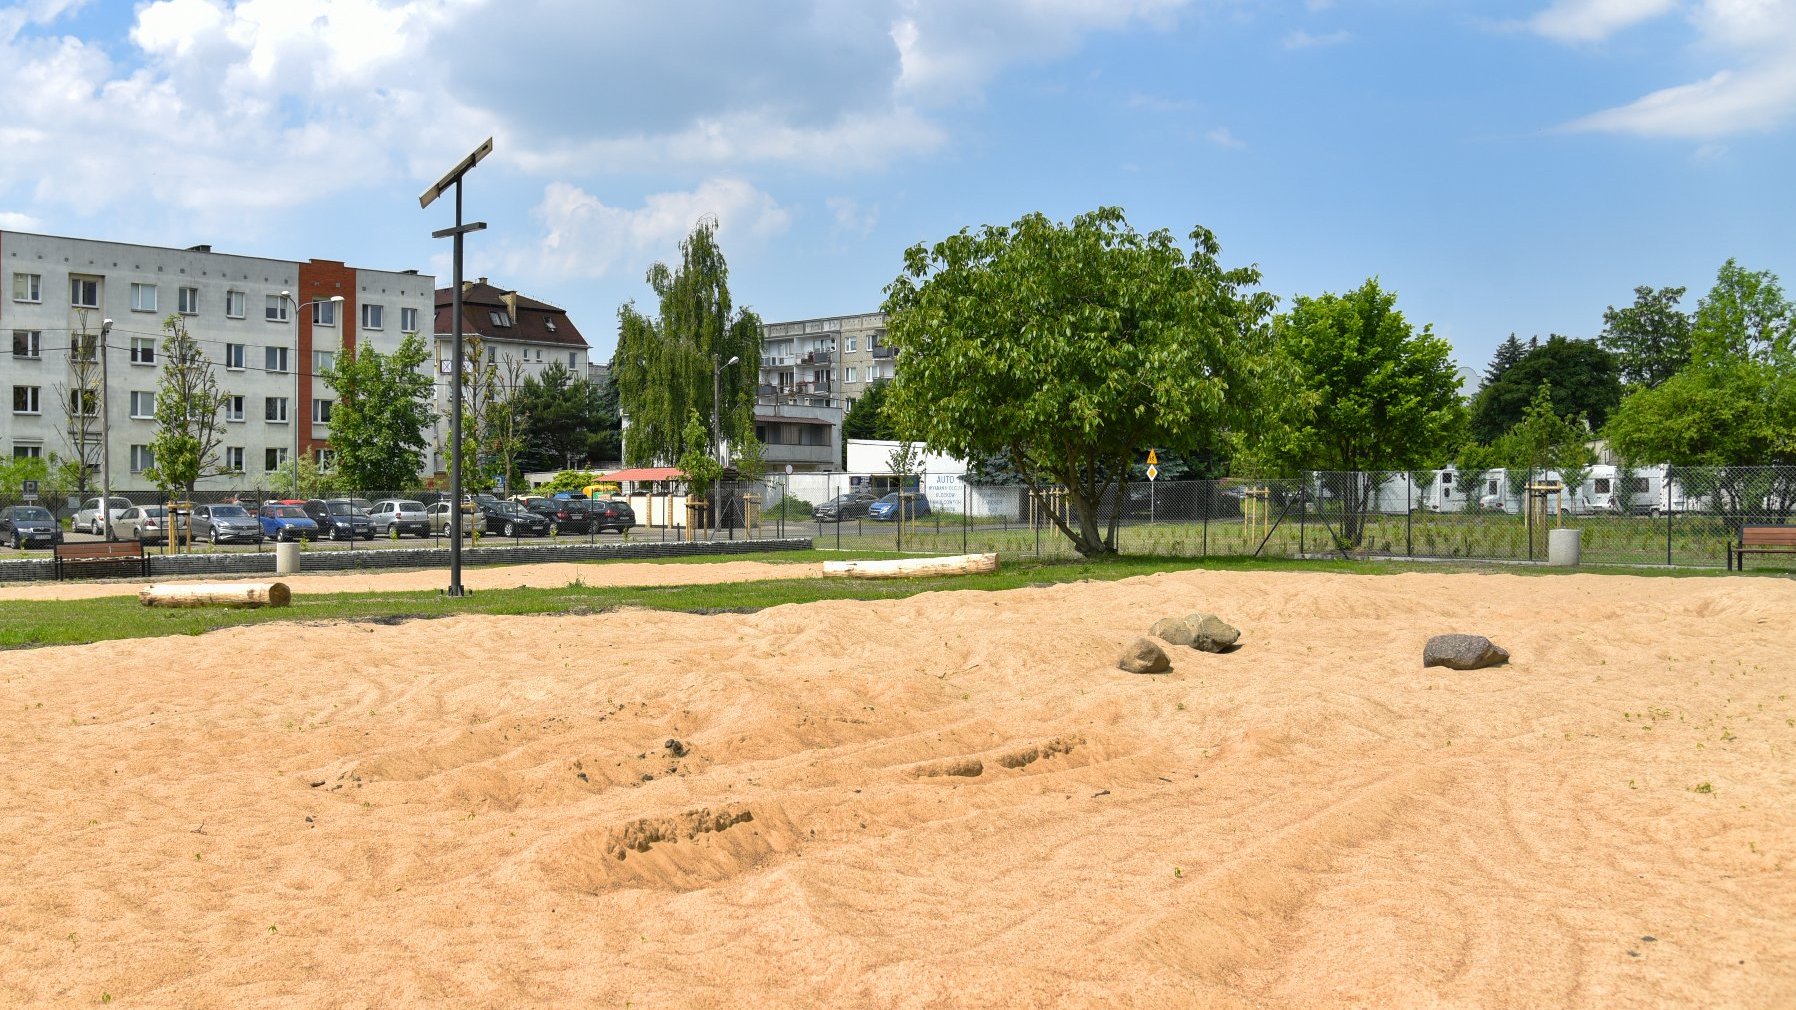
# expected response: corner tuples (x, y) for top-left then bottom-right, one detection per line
(0, 552), (1775, 652)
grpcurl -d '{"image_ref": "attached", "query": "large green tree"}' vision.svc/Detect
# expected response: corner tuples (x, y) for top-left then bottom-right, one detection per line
(1599, 285), (1691, 388)
(1469, 335), (1620, 442)
(514, 361), (619, 472)
(882, 207), (1275, 557)
(612, 219), (761, 467)
(1482, 333), (1532, 388)
(318, 332), (435, 493)
(143, 315), (230, 496)
(1248, 278), (1466, 541)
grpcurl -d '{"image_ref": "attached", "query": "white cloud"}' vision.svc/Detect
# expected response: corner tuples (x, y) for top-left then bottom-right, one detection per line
(825, 196), (879, 237)
(1206, 127), (1246, 149)
(0, 210), (43, 229)
(1558, 0), (1796, 137)
(1284, 28), (1351, 49)
(518, 178), (791, 282)
(1527, 0), (1677, 43)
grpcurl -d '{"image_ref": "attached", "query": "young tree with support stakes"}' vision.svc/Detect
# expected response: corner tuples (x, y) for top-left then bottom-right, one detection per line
(611, 218), (761, 468)
(53, 312), (104, 498)
(143, 315), (230, 497)
(883, 207), (1275, 557)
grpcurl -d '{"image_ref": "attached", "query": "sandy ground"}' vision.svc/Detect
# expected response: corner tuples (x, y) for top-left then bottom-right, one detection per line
(2, 569), (1792, 1009)
(0, 559), (822, 601)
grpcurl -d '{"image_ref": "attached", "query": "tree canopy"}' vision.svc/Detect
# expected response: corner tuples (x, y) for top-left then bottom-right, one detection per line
(611, 219), (761, 468)
(1469, 335), (1620, 442)
(1249, 278), (1466, 476)
(318, 332), (435, 493)
(1599, 285), (1691, 388)
(882, 207), (1275, 556)
(143, 315), (229, 495)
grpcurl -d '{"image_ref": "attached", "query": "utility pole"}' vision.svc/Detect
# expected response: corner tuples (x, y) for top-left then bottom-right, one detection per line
(98, 318), (113, 540)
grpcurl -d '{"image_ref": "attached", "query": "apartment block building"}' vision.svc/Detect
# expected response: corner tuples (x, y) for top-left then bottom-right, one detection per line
(757, 311), (894, 412)
(1, 230), (433, 491)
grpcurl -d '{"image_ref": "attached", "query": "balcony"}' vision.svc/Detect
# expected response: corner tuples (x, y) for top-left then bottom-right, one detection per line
(872, 346), (896, 359)
(759, 442), (836, 466)
(760, 355), (793, 368)
(801, 350), (833, 365)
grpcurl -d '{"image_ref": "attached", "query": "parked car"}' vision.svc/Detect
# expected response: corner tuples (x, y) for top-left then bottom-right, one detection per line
(476, 500), (550, 536)
(510, 495), (555, 513)
(812, 492), (880, 522)
(258, 502), (319, 541)
(73, 496), (134, 535)
(426, 501), (474, 536)
(0, 505), (63, 549)
(867, 492), (931, 521)
(303, 498), (375, 540)
(526, 497), (591, 533)
(117, 505), (188, 544)
(190, 503), (264, 545)
(369, 499), (431, 537)
(589, 498), (636, 534)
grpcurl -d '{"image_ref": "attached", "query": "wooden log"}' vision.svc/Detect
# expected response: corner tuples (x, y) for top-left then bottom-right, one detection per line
(139, 582), (292, 609)
(821, 553), (998, 580)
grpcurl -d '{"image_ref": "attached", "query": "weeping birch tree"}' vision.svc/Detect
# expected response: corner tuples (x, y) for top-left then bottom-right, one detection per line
(611, 218), (762, 467)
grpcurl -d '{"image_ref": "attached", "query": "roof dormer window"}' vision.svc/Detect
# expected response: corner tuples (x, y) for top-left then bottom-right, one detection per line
(489, 310), (512, 327)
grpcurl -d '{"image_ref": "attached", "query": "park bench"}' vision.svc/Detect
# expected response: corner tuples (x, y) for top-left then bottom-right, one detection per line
(1727, 525), (1796, 571)
(53, 539), (149, 581)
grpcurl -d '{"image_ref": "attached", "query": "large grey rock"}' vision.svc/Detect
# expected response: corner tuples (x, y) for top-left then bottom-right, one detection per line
(1423, 634), (1509, 670)
(1151, 612), (1241, 653)
(1118, 637), (1172, 674)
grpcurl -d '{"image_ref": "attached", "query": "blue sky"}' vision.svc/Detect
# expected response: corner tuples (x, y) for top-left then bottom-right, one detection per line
(1, 0), (1791, 375)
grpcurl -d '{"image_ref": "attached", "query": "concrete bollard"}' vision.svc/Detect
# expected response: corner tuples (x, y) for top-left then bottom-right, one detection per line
(275, 540), (300, 575)
(1547, 528), (1582, 566)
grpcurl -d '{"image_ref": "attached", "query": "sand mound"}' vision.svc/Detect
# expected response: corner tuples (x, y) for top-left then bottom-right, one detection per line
(3, 569), (1793, 1007)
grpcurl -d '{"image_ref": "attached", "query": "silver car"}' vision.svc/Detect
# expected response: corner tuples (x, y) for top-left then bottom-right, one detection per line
(425, 501), (474, 536)
(370, 499), (431, 537)
(116, 506), (187, 544)
(73, 496), (133, 535)
(190, 503), (265, 545)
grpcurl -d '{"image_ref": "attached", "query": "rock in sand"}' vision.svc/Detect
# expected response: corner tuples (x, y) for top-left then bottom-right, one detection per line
(1423, 634), (1510, 670)
(1118, 637), (1172, 674)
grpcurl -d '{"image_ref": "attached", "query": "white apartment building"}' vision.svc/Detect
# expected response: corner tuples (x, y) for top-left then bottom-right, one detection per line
(757, 311), (894, 412)
(2, 230), (434, 492)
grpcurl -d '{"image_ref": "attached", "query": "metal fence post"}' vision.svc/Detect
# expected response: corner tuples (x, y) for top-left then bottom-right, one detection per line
(1299, 479), (1307, 557)
(1406, 475), (1413, 557)
(1667, 498), (1673, 566)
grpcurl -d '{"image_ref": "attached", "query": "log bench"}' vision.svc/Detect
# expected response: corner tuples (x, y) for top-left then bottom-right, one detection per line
(1728, 525), (1796, 571)
(53, 539), (149, 581)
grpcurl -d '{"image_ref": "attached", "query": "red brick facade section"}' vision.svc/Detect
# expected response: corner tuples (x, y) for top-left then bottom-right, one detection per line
(295, 260), (357, 460)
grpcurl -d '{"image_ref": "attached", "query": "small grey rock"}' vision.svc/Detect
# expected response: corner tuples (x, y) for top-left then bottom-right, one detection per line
(1150, 616), (1196, 646)
(1187, 614), (1241, 654)
(1118, 636), (1172, 674)
(1423, 634), (1510, 670)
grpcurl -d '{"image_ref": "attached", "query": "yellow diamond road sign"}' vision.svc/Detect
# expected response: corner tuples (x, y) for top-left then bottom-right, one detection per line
(1146, 449), (1159, 465)
(1147, 464), (1159, 481)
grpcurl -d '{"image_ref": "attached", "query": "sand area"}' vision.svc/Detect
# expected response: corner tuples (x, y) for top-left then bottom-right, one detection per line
(0, 558), (821, 602)
(2, 568), (1792, 1007)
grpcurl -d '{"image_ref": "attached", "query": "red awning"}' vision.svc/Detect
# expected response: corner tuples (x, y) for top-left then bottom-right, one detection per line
(599, 467), (685, 482)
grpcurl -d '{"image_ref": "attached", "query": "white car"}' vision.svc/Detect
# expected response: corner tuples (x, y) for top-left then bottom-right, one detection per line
(73, 496), (134, 535)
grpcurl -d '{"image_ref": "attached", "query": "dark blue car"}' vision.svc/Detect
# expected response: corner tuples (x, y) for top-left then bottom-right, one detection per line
(867, 492), (931, 521)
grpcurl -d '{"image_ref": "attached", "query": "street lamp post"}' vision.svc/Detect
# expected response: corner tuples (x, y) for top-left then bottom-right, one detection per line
(422, 137), (493, 598)
(279, 291), (344, 499)
(712, 353), (739, 535)
(99, 318), (113, 540)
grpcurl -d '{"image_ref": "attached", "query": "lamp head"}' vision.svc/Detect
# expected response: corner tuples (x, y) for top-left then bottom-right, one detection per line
(726, 355), (740, 367)
(280, 289), (291, 299)
(101, 318), (113, 335)
(330, 295), (344, 303)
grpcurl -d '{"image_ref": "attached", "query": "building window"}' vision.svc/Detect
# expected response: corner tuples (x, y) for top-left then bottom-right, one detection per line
(489, 310), (511, 327)
(312, 398), (333, 424)
(313, 448), (335, 468)
(361, 303), (383, 330)
(546, 318), (557, 332)
(265, 295), (288, 322)
(70, 277), (99, 308)
(129, 391), (155, 418)
(224, 395), (244, 422)
(313, 350), (335, 375)
(224, 343), (246, 369)
(12, 330), (41, 358)
(14, 444), (43, 459)
(224, 446), (245, 472)
(569, 352), (577, 368)
(226, 290), (247, 318)
(71, 389), (97, 416)
(313, 300), (337, 326)
(131, 283), (158, 312)
(846, 367), (858, 383)
(265, 396), (289, 423)
(847, 338), (858, 352)
(131, 337), (156, 365)
(12, 385), (41, 414)
(265, 346), (289, 373)
(13, 272), (41, 303)
(487, 346), (496, 363)
(400, 306), (419, 332)
(130, 444), (155, 474)
(178, 286), (200, 314)
(265, 447), (288, 471)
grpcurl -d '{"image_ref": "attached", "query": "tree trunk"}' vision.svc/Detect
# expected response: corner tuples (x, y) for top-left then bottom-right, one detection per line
(140, 582), (292, 608)
(822, 553), (998, 579)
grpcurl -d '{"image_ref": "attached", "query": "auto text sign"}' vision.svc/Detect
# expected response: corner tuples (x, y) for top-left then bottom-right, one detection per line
(21, 479), (38, 501)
